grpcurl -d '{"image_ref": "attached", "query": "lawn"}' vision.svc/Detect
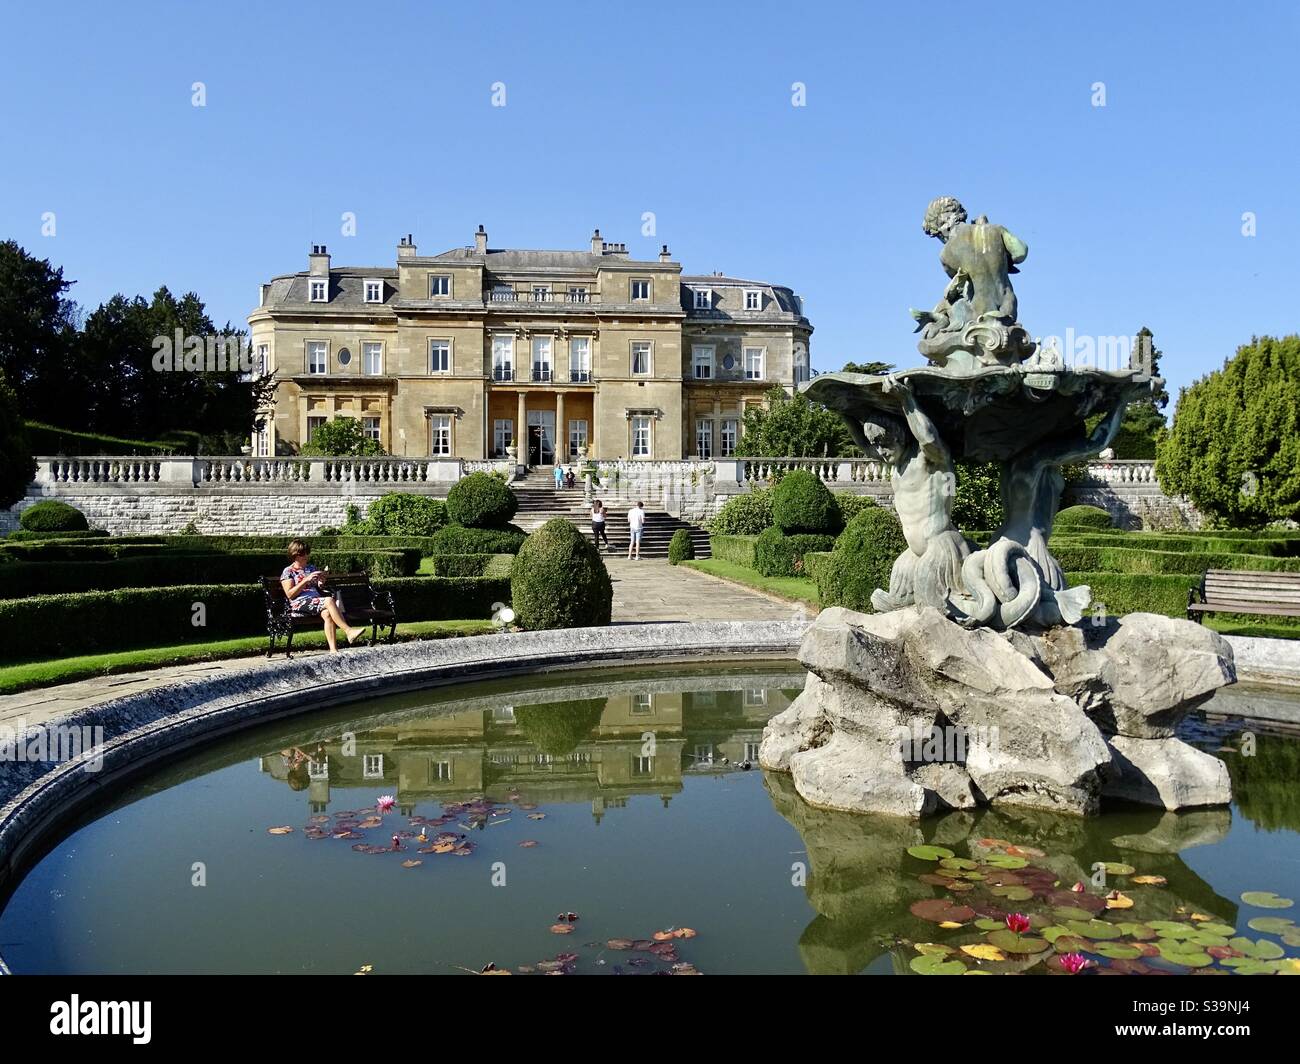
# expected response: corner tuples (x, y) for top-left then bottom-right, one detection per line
(683, 558), (820, 608)
(0, 619), (496, 695)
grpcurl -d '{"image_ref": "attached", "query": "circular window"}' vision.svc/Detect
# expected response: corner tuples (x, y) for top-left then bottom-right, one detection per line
(722, 353), (736, 371)
(337, 347), (352, 366)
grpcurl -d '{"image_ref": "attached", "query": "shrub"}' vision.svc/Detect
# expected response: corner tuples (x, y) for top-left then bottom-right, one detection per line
(427, 525), (526, 556)
(709, 488), (773, 536)
(513, 698), (607, 756)
(350, 494), (448, 537)
(709, 534), (758, 568)
(432, 553), (514, 578)
(0, 369), (34, 508)
(668, 528), (695, 565)
(1054, 504), (1114, 531)
(510, 518), (612, 630)
(19, 500), (89, 533)
(834, 493), (877, 525)
(802, 550), (832, 586)
(1064, 571), (1193, 619)
(0, 575), (510, 662)
(2, 529), (110, 542)
(815, 507), (908, 611)
(952, 460), (1003, 532)
(446, 472), (518, 529)
(299, 417), (386, 457)
(771, 470), (841, 534)
(753, 526), (836, 577)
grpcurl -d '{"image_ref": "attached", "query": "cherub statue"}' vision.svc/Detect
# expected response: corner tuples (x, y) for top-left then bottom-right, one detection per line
(911, 196), (1034, 368)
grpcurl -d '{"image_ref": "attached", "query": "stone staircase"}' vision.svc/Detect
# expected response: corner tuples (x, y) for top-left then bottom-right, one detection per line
(510, 469), (711, 559)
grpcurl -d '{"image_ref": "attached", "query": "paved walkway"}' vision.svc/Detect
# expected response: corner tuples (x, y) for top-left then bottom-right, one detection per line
(0, 560), (794, 722)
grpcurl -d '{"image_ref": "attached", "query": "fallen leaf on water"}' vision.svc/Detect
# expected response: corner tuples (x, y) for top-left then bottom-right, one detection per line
(401, 859), (422, 868)
(673, 927), (697, 939)
(267, 826), (294, 835)
(519, 840), (539, 848)
(1132, 875), (1167, 886)
(961, 943), (1007, 961)
(550, 924), (575, 935)
(527, 812), (547, 821)
(1106, 892), (1134, 910)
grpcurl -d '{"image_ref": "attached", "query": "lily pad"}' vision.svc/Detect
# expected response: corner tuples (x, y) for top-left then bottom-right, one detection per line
(909, 953), (967, 975)
(1227, 936), (1285, 960)
(1094, 943), (1143, 960)
(1246, 917), (1294, 934)
(1131, 874), (1168, 886)
(986, 928), (1048, 954)
(910, 899), (976, 924)
(1065, 920), (1123, 941)
(960, 943), (1007, 961)
(991, 885), (1034, 902)
(913, 942), (954, 956)
(1099, 862), (1135, 876)
(906, 845), (956, 862)
(939, 857), (979, 871)
(985, 854), (1029, 869)
(1241, 891), (1294, 909)
(1156, 941), (1214, 967)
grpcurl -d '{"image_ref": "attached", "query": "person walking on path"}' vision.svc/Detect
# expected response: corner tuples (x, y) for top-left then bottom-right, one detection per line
(591, 499), (611, 549)
(626, 500), (646, 560)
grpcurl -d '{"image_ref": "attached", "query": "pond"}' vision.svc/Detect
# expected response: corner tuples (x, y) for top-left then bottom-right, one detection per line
(2, 663), (1298, 975)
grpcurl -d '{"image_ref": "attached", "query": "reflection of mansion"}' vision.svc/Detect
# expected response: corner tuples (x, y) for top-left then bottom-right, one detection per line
(259, 687), (793, 822)
(248, 227), (812, 462)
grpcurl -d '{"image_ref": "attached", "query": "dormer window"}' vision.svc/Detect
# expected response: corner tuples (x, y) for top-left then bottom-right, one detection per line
(630, 279), (651, 302)
(744, 289), (762, 310)
(364, 279), (384, 303)
(429, 274), (451, 298)
(308, 279), (328, 303)
(692, 288), (711, 310)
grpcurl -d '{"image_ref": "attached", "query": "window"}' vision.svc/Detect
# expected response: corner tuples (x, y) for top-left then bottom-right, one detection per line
(429, 274), (451, 297)
(630, 279), (651, 301)
(429, 414), (452, 456)
(569, 336), (591, 382)
(306, 415), (327, 440)
(793, 347), (810, 385)
(363, 754), (384, 779)
(567, 286), (588, 303)
(309, 279), (328, 302)
(692, 345), (714, 380)
(696, 419), (713, 458)
(569, 419), (588, 455)
(631, 415), (651, 457)
(632, 755), (654, 776)
(429, 339), (451, 374)
(256, 343), (269, 375)
(362, 341), (383, 375)
(493, 419), (514, 457)
(692, 288), (711, 310)
(744, 688), (769, 707)
(744, 289), (762, 310)
(531, 336), (552, 381)
(744, 346), (765, 380)
(364, 279), (383, 303)
(631, 341), (651, 376)
(429, 760), (452, 783)
(721, 419), (738, 457)
(744, 741), (761, 762)
(362, 416), (381, 443)
(630, 693), (653, 715)
(307, 341), (327, 374)
(531, 285), (551, 302)
(694, 744), (714, 766)
(491, 335), (514, 381)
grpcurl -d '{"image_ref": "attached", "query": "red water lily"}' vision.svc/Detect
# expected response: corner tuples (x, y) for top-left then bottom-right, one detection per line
(1060, 952), (1092, 975)
(1005, 913), (1031, 934)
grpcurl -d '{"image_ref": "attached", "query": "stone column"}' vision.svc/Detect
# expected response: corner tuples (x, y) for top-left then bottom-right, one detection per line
(556, 391), (566, 464)
(516, 391), (527, 466)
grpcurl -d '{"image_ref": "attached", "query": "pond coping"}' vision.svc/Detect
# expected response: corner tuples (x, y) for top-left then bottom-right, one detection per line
(0, 618), (808, 967)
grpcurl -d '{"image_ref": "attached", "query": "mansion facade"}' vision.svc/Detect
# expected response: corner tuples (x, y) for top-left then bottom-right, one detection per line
(247, 227), (812, 463)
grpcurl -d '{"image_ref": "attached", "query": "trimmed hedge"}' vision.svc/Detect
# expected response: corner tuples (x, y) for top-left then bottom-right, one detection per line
(0, 540), (176, 561)
(431, 553), (515, 578)
(709, 534), (758, 568)
(115, 534), (456, 557)
(2, 529), (110, 542)
(1053, 531), (1300, 557)
(668, 528), (695, 565)
(1063, 571), (1193, 619)
(815, 507), (909, 612)
(427, 525), (526, 556)
(1054, 504), (1114, 531)
(802, 550), (832, 586)
(708, 489), (773, 536)
(0, 575), (511, 662)
(511, 518), (612, 630)
(0, 549), (421, 599)
(1050, 544), (1300, 576)
(771, 470), (842, 535)
(20, 500), (89, 533)
(446, 472), (518, 529)
(834, 493), (878, 525)
(753, 527), (837, 577)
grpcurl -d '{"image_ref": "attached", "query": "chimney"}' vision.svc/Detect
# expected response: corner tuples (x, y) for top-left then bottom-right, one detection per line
(659, 244), (671, 263)
(475, 224), (488, 254)
(591, 228), (604, 254)
(397, 233), (417, 260)
(308, 244), (330, 276)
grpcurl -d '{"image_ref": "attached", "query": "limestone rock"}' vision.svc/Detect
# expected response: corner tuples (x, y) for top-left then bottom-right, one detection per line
(1103, 735), (1232, 810)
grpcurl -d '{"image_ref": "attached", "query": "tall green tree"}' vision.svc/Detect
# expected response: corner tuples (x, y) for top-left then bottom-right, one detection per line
(1109, 326), (1169, 458)
(735, 385), (858, 458)
(0, 241), (80, 423)
(0, 368), (36, 507)
(1157, 335), (1300, 528)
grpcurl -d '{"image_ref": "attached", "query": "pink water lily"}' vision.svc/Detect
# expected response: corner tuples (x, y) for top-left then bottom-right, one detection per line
(377, 795), (396, 813)
(1005, 913), (1031, 934)
(1060, 952), (1092, 975)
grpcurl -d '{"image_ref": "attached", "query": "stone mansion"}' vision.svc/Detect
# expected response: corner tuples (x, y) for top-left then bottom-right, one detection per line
(247, 227), (813, 464)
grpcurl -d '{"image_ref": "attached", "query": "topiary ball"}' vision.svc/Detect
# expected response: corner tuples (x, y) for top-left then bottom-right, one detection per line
(19, 499), (89, 533)
(771, 469), (842, 535)
(1054, 504), (1114, 531)
(446, 472), (519, 529)
(815, 507), (908, 611)
(667, 527), (695, 565)
(834, 492), (878, 525)
(511, 518), (613, 630)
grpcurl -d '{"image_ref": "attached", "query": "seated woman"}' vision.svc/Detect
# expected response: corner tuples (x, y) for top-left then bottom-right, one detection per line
(280, 539), (365, 653)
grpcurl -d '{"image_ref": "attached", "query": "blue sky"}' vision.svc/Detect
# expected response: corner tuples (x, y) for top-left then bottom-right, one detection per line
(2, 0), (1296, 408)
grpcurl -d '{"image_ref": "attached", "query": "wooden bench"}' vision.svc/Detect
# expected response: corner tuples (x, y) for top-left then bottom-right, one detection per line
(1187, 569), (1300, 622)
(261, 572), (397, 658)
